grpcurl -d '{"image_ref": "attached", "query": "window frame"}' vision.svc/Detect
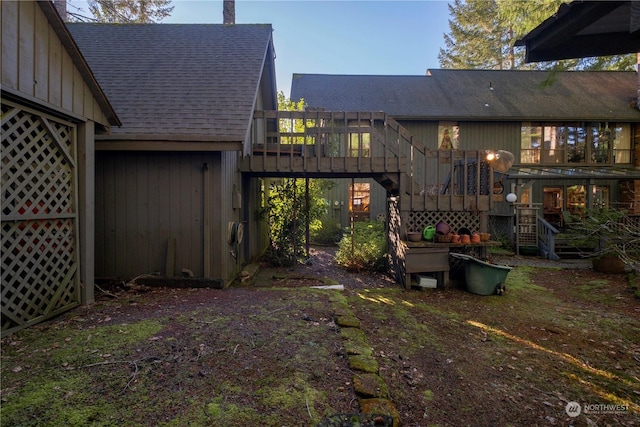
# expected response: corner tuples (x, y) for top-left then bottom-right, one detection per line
(520, 122), (632, 166)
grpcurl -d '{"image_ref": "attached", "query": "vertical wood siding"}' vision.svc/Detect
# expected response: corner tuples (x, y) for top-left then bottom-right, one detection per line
(459, 121), (522, 153)
(219, 150), (243, 281)
(96, 152), (211, 279)
(0, 1), (108, 125)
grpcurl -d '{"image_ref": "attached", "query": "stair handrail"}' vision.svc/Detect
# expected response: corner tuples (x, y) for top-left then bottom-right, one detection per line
(538, 216), (560, 260)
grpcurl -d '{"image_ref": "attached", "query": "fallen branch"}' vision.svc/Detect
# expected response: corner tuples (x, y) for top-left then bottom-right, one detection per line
(306, 397), (312, 419)
(95, 283), (119, 299)
(122, 361), (140, 393)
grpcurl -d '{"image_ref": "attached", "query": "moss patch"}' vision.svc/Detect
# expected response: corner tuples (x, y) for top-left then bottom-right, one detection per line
(353, 373), (389, 398)
(348, 354), (379, 373)
(359, 398), (401, 427)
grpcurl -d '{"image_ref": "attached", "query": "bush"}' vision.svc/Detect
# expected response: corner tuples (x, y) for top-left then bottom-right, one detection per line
(335, 220), (387, 272)
(311, 218), (343, 245)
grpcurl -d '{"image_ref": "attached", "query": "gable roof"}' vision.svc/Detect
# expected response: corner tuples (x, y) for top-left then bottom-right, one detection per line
(515, 1), (640, 61)
(290, 70), (640, 121)
(67, 23), (275, 143)
(5, 2), (121, 127)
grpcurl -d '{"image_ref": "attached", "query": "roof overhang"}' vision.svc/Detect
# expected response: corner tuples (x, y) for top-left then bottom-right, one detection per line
(515, 1), (640, 61)
(38, 1), (121, 127)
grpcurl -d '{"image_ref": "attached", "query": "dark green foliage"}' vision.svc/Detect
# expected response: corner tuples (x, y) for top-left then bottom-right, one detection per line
(335, 220), (387, 272)
(86, 0), (174, 23)
(260, 178), (334, 266)
(312, 218), (344, 245)
(439, 0), (635, 71)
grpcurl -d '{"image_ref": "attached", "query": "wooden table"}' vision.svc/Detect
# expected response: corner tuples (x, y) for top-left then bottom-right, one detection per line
(402, 240), (501, 290)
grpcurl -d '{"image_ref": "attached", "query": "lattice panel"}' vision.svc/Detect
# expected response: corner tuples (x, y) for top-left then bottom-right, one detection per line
(1, 103), (79, 336)
(406, 211), (481, 234)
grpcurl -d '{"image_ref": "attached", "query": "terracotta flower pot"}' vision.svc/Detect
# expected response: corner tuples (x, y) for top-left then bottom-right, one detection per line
(592, 255), (626, 274)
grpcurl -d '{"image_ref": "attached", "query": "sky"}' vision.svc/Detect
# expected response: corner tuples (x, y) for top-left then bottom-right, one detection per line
(69, 0), (452, 96)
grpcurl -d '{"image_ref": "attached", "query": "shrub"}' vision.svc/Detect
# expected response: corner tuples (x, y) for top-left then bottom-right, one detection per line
(335, 220), (387, 272)
(311, 218), (343, 245)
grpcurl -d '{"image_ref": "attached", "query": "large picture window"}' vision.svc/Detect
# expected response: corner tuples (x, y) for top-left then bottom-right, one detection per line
(520, 122), (631, 165)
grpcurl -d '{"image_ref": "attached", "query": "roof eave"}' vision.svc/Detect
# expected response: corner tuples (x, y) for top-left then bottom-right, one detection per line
(38, 1), (122, 127)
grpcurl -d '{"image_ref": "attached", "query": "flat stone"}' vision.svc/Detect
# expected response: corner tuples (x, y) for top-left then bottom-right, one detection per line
(340, 327), (366, 342)
(348, 354), (379, 373)
(335, 315), (360, 328)
(353, 373), (389, 398)
(343, 339), (372, 357)
(359, 398), (401, 427)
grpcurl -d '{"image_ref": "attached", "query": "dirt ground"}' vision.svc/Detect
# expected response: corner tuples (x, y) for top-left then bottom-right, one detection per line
(1, 247), (639, 427)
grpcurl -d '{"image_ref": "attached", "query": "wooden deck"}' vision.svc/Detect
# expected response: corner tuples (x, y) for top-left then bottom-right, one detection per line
(240, 110), (495, 212)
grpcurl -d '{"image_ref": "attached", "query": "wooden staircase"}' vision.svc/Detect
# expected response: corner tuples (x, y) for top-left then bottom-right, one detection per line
(239, 110), (496, 212)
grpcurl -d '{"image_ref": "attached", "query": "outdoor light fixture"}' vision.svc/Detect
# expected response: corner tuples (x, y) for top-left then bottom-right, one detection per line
(486, 150), (514, 173)
(505, 193), (517, 203)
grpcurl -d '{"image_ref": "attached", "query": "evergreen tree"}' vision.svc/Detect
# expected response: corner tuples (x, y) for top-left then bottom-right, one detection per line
(439, 0), (508, 69)
(87, 0), (174, 23)
(440, 0), (635, 71)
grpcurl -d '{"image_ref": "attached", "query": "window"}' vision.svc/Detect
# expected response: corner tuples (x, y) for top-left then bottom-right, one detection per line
(541, 125), (565, 164)
(567, 124), (586, 163)
(520, 124), (541, 163)
(567, 185), (586, 216)
(349, 182), (370, 222)
(348, 131), (370, 157)
(593, 185), (609, 208)
(438, 122), (460, 149)
(613, 124), (632, 163)
(520, 122), (631, 165)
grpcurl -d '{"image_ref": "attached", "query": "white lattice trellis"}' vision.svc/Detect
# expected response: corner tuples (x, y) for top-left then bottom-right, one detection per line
(1, 101), (80, 337)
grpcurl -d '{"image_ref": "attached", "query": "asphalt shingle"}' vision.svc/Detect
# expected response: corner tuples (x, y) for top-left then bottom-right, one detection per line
(290, 70), (640, 121)
(67, 23), (274, 141)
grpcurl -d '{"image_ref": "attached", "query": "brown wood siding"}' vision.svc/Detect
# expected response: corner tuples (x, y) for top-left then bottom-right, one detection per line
(399, 121), (438, 149)
(96, 152), (210, 279)
(459, 121), (522, 155)
(398, 120), (521, 158)
(219, 150), (242, 281)
(0, 1), (108, 126)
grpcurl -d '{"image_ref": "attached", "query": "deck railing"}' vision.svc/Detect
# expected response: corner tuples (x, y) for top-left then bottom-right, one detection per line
(245, 110), (495, 212)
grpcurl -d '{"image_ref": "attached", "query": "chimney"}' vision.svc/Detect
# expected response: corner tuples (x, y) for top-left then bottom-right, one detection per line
(223, 0), (235, 24)
(54, 0), (68, 22)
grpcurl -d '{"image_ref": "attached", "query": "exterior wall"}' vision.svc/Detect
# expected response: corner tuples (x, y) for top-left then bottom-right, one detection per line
(0, 1), (108, 125)
(242, 175), (269, 263)
(218, 150), (244, 282)
(94, 150), (246, 284)
(96, 152), (207, 279)
(321, 178), (387, 227)
(400, 120), (521, 154)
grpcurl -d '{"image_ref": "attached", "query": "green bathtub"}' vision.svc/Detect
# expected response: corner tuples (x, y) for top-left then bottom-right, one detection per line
(450, 253), (512, 296)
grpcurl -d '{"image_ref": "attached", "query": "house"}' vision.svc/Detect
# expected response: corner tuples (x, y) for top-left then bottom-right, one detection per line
(65, 21), (277, 285)
(291, 70), (640, 255)
(1, 1), (120, 336)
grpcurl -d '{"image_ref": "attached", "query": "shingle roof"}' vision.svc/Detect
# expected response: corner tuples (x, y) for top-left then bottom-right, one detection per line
(67, 23), (274, 141)
(291, 70), (640, 121)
